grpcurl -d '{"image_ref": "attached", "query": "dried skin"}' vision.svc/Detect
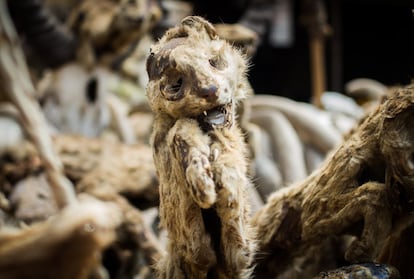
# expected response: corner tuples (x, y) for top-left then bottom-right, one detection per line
(0, 198), (122, 279)
(68, 0), (162, 69)
(0, 135), (164, 277)
(57, 135), (164, 275)
(9, 174), (58, 223)
(146, 16), (255, 278)
(53, 135), (158, 205)
(252, 85), (414, 277)
(0, 134), (159, 208)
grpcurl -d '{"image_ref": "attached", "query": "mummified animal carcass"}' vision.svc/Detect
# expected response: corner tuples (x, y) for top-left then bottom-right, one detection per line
(146, 16), (256, 278)
(67, 0), (162, 76)
(0, 196), (122, 279)
(251, 85), (414, 278)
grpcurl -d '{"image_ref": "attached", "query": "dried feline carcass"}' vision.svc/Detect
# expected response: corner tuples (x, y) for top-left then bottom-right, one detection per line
(146, 16), (256, 278)
(251, 85), (414, 278)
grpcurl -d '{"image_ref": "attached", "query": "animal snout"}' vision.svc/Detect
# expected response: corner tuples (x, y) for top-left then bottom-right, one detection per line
(199, 85), (218, 101)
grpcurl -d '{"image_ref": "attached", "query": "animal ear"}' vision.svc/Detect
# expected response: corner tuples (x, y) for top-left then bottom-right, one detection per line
(180, 16), (217, 40)
(146, 52), (156, 80)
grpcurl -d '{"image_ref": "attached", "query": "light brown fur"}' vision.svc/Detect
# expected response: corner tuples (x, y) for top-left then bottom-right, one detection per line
(68, 0), (161, 70)
(146, 16), (255, 278)
(251, 86), (414, 277)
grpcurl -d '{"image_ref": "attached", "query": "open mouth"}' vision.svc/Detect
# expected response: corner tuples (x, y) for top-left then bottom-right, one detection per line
(197, 103), (233, 131)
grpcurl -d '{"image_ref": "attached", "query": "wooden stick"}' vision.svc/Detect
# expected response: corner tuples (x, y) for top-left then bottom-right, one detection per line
(303, 0), (329, 107)
(310, 36), (326, 108)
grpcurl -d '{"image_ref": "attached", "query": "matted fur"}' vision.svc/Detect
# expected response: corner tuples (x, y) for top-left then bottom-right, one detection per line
(146, 16), (255, 278)
(251, 85), (414, 277)
(68, 0), (162, 70)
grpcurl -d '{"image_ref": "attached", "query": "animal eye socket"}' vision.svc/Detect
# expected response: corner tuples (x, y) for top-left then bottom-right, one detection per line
(167, 78), (183, 93)
(209, 57), (227, 70)
(162, 77), (184, 101)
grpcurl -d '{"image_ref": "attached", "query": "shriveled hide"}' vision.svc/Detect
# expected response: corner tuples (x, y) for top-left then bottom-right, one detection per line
(146, 16), (256, 278)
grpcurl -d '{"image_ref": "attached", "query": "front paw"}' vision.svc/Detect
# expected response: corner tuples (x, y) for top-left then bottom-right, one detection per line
(186, 153), (217, 208)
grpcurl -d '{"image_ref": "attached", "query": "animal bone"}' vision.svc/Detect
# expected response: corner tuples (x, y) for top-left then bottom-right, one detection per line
(250, 109), (307, 185)
(247, 95), (342, 154)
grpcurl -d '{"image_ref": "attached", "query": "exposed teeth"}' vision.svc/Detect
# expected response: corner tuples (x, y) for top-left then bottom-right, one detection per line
(198, 105), (231, 129)
(205, 110), (226, 125)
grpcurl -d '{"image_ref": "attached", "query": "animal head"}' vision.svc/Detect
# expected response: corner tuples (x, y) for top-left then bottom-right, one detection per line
(68, 0), (162, 47)
(113, 0), (162, 33)
(146, 16), (250, 129)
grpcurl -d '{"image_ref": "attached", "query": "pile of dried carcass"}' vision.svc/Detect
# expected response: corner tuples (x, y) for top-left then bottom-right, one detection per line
(0, 1), (409, 279)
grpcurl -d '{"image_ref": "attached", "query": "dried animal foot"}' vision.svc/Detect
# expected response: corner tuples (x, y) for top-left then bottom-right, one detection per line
(185, 148), (216, 208)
